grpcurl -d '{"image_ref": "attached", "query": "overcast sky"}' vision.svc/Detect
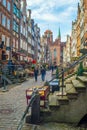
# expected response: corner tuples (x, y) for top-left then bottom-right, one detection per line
(27, 0), (80, 41)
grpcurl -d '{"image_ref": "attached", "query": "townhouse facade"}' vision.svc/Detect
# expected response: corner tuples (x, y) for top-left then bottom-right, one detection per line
(65, 35), (71, 63)
(41, 30), (53, 65)
(76, 3), (81, 57)
(80, 0), (87, 50)
(27, 9), (32, 62)
(71, 0), (87, 57)
(0, 0), (11, 61)
(71, 21), (77, 60)
(63, 43), (67, 65)
(40, 36), (45, 64)
(12, 0), (20, 61)
(0, 0), (41, 65)
(31, 19), (35, 61)
(19, 0), (28, 62)
(34, 24), (41, 63)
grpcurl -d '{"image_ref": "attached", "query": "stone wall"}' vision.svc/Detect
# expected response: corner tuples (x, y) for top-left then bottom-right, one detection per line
(42, 88), (87, 124)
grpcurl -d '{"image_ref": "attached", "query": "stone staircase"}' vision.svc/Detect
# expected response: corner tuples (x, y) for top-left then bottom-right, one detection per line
(1, 65), (17, 84)
(1, 65), (26, 87)
(58, 72), (87, 105)
(41, 71), (87, 124)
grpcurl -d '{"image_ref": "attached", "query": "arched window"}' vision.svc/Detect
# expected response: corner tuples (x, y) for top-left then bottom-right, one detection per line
(54, 48), (56, 58)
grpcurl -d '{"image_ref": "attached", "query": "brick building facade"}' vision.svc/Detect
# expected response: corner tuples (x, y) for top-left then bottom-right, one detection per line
(0, 0), (12, 61)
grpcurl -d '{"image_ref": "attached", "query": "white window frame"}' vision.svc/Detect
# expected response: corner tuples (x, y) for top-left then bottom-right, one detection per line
(7, 1), (11, 11)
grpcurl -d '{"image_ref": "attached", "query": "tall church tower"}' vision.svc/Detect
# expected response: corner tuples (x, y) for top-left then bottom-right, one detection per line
(58, 27), (61, 41)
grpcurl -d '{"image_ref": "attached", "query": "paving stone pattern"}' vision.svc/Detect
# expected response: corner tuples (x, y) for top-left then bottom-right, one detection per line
(0, 71), (52, 130)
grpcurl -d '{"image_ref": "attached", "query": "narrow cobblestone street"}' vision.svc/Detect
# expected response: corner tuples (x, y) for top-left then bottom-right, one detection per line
(0, 71), (52, 130)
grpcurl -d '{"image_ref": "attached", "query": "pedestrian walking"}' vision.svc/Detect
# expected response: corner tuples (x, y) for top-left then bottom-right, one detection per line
(11, 60), (15, 75)
(8, 60), (13, 74)
(34, 66), (38, 82)
(41, 66), (46, 81)
(51, 65), (54, 73)
(8, 60), (15, 75)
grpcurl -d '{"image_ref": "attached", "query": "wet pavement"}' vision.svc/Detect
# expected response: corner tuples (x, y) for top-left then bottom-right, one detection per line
(0, 71), (52, 130)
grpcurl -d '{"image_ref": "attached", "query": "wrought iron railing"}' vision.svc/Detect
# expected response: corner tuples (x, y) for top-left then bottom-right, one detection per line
(50, 53), (87, 82)
(49, 54), (87, 96)
(0, 63), (34, 90)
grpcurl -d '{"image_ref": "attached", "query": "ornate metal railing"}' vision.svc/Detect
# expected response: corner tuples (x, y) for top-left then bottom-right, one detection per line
(50, 53), (87, 82)
(49, 54), (87, 96)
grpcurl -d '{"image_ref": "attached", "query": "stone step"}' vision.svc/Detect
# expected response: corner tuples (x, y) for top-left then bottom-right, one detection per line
(83, 72), (87, 76)
(57, 95), (69, 105)
(59, 81), (66, 87)
(72, 79), (86, 92)
(77, 76), (87, 84)
(65, 83), (78, 99)
(23, 124), (40, 130)
(21, 123), (34, 130)
(2, 123), (34, 130)
(5, 76), (17, 84)
(49, 93), (60, 107)
(0, 123), (35, 130)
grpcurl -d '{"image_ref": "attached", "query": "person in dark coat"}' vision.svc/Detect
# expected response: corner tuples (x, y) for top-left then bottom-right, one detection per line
(51, 65), (54, 73)
(8, 60), (12, 74)
(11, 60), (15, 74)
(41, 66), (46, 81)
(34, 66), (38, 82)
(8, 60), (15, 74)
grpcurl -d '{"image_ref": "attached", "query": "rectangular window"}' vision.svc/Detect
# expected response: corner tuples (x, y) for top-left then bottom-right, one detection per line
(23, 28), (25, 35)
(2, 35), (5, 45)
(20, 39), (22, 48)
(21, 1), (23, 11)
(17, 9), (20, 18)
(20, 56), (23, 61)
(20, 25), (22, 33)
(6, 37), (10, 47)
(0, 11), (1, 24)
(23, 16), (26, 23)
(16, 40), (18, 49)
(26, 30), (27, 38)
(13, 4), (17, 14)
(23, 41), (25, 50)
(7, 1), (11, 11)
(16, 24), (19, 33)
(7, 18), (10, 30)
(13, 38), (15, 48)
(2, 0), (6, 7)
(13, 20), (16, 31)
(2, 14), (6, 27)
(54, 49), (56, 58)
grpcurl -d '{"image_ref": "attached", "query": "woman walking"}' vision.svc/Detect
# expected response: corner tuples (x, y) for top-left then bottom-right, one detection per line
(41, 66), (46, 81)
(34, 66), (38, 82)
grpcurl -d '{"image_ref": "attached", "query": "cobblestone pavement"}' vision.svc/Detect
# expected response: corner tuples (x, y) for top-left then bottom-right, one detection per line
(0, 71), (52, 130)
